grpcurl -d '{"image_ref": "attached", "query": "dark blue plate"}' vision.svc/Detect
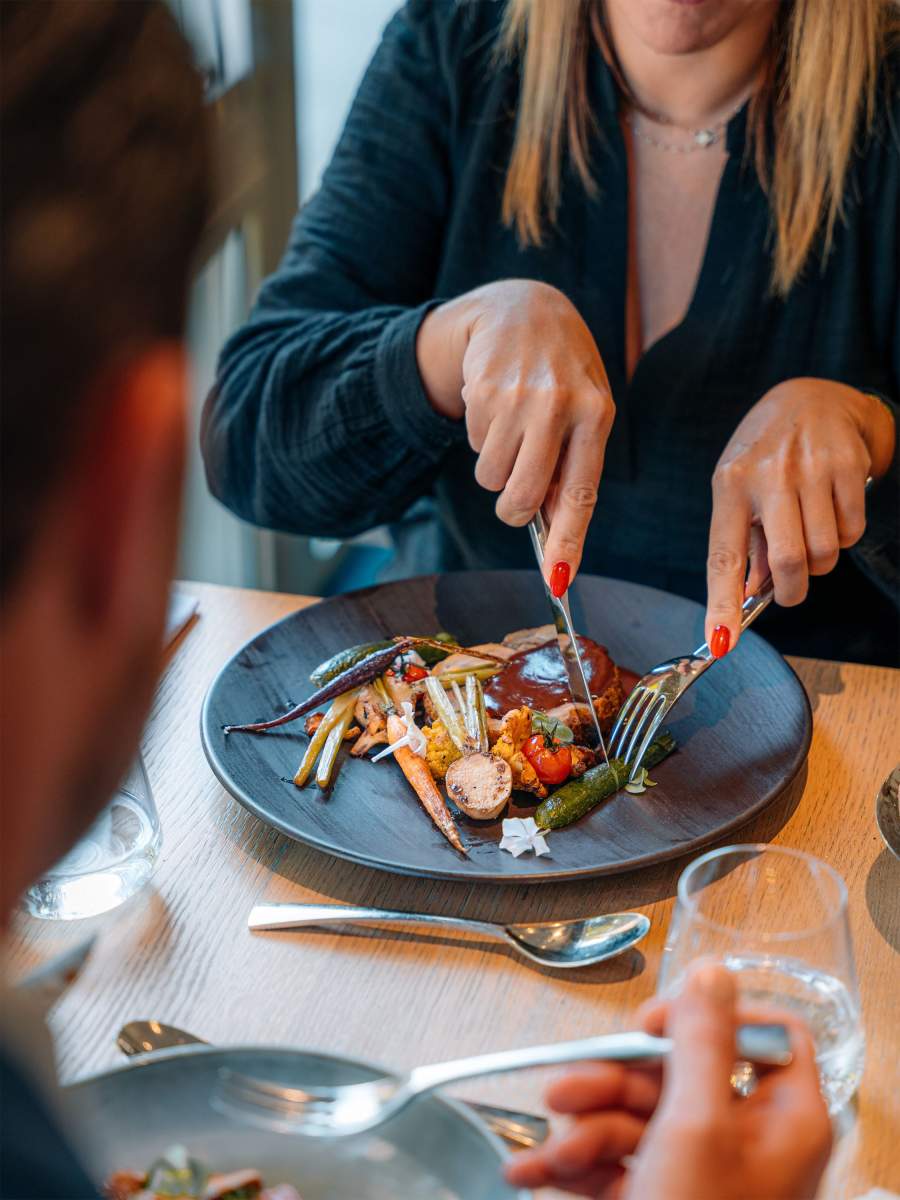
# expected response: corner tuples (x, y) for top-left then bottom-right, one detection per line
(200, 571), (811, 883)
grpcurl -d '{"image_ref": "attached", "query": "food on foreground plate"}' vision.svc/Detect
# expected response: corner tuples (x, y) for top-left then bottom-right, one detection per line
(223, 627), (675, 854)
(105, 1145), (301, 1200)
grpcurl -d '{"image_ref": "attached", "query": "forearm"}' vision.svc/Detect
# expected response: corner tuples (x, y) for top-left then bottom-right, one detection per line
(202, 301), (464, 537)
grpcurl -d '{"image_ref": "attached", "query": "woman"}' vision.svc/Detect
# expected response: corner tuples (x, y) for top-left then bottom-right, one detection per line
(203, 0), (899, 664)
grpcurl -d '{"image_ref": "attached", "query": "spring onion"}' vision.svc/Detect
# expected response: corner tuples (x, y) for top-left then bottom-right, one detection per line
(316, 702), (357, 789)
(425, 676), (466, 752)
(293, 690), (358, 788)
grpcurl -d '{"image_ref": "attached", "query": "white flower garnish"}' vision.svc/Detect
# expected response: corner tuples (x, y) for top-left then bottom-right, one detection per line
(372, 701), (427, 761)
(499, 817), (551, 858)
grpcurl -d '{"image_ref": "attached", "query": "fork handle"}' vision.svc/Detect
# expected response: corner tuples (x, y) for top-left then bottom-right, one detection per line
(409, 1032), (672, 1094)
(739, 577), (776, 634)
(408, 1025), (790, 1095)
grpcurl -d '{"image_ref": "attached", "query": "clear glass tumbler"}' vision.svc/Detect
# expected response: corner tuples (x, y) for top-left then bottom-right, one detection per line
(24, 753), (161, 920)
(657, 844), (864, 1113)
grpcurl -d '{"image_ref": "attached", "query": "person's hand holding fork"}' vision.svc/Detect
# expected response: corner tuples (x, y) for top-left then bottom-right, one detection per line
(504, 962), (832, 1200)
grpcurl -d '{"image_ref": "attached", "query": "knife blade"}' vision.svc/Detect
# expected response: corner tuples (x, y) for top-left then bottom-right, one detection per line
(527, 509), (609, 765)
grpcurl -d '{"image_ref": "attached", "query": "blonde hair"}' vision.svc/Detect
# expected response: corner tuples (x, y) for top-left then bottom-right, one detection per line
(502, 0), (900, 294)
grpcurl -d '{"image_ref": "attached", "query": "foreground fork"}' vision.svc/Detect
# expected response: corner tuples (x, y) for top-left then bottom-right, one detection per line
(214, 1025), (791, 1139)
(609, 577), (776, 781)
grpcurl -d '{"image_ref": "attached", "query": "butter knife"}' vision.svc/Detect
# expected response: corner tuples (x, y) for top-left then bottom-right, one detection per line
(527, 509), (609, 763)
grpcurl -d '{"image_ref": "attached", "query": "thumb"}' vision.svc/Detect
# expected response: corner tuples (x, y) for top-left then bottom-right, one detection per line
(660, 962), (737, 1120)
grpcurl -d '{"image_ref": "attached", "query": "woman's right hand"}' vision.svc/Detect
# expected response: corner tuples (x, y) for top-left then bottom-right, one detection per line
(417, 280), (614, 595)
(504, 963), (833, 1200)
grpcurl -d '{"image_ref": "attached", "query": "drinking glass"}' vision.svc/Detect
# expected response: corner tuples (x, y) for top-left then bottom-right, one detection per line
(657, 844), (864, 1113)
(24, 753), (161, 920)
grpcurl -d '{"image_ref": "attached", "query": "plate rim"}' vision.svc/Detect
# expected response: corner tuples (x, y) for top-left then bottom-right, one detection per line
(200, 571), (813, 884)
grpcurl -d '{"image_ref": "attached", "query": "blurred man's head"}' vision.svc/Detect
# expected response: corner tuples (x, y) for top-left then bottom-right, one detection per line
(0, 1), (210, 921)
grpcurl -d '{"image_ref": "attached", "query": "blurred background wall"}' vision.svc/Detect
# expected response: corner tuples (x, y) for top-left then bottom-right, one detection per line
(173, 0), (400, 594)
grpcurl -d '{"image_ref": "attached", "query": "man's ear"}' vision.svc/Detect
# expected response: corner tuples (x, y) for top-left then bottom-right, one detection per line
(66, 344), (189, 642)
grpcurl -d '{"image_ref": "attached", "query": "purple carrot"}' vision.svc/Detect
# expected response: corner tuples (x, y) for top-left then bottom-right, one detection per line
(224, 638), (413, 734)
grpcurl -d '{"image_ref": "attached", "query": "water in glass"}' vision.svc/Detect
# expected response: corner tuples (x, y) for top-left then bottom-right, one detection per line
(724, 954), (863, 1111)
(24, 755), (161, 920)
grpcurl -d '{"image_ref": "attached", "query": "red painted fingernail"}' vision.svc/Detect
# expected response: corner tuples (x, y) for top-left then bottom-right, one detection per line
(549, 561), (570, 598)
(710, 624), (731, 658)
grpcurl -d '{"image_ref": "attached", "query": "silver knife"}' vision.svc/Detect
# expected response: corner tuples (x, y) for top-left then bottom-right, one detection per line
(527, 509), (609, 764)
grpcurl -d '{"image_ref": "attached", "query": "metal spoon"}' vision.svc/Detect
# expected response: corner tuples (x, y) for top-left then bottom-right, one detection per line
(116, 1021), (549, 1150)
(248, 903), (650, 968)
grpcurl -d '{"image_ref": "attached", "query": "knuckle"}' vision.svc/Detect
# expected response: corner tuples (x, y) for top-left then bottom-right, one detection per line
(712, 458), (748, 493)
(561, 481), (598, 510)
(706, 602), (739, 621)
(833, 444), (868, 474)
(806, 540), (839, 574)
(706, 544), (745, 578)
(582, 388), (615, 424)
(461, 380), (489, 411)
(496, 488), (539, 526)
(474, 459), (505, 492)
(543, 388), (572, 419)
(838, 517), (866, 547)
(553, 531), (583, 559)
(496, 506), (534, 528)
(768, 544), (807, 574)
(503, 482), (542, 512)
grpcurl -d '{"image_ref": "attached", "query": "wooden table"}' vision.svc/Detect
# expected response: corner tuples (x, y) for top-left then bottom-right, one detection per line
(8, 582), (900, 1198)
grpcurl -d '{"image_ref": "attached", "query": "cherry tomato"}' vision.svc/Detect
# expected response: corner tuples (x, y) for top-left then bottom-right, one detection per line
(403, 663), (429, 683)
(522, 733), (572, 786)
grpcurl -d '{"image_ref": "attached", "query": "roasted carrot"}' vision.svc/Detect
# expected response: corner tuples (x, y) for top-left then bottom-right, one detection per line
(386, 714), (466, 854)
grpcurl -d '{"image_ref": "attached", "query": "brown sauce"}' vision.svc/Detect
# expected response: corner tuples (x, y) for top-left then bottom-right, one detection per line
(484, 637), (639, 717)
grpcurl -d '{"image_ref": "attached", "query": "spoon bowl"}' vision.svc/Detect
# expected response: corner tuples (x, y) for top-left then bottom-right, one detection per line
(248, 903), (650, 969)
(501, 913), (650, 967)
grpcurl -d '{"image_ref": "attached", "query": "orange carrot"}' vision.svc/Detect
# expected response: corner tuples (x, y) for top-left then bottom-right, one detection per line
(387, 714), (466, 854)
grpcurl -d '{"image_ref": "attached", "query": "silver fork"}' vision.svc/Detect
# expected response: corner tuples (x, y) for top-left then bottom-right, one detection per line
(609, 576), (776, 781)
(214, 1024), (791, 1139)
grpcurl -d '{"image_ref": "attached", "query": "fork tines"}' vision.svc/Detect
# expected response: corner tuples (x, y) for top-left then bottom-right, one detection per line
(215, 1068), (336, 1126)
(609, 687), (667, 779)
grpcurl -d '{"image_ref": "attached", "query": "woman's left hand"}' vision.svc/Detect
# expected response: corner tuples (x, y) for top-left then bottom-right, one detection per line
(705, 378), (895, 656)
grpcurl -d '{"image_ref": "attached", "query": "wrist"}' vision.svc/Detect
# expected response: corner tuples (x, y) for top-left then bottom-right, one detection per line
(858, 389), (896, 479)
(415, 298), (472, 421)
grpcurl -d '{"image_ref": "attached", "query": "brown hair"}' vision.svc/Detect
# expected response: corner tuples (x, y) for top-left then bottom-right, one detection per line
(1, 1), (211, 597)
(501, 0), (900, 294)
